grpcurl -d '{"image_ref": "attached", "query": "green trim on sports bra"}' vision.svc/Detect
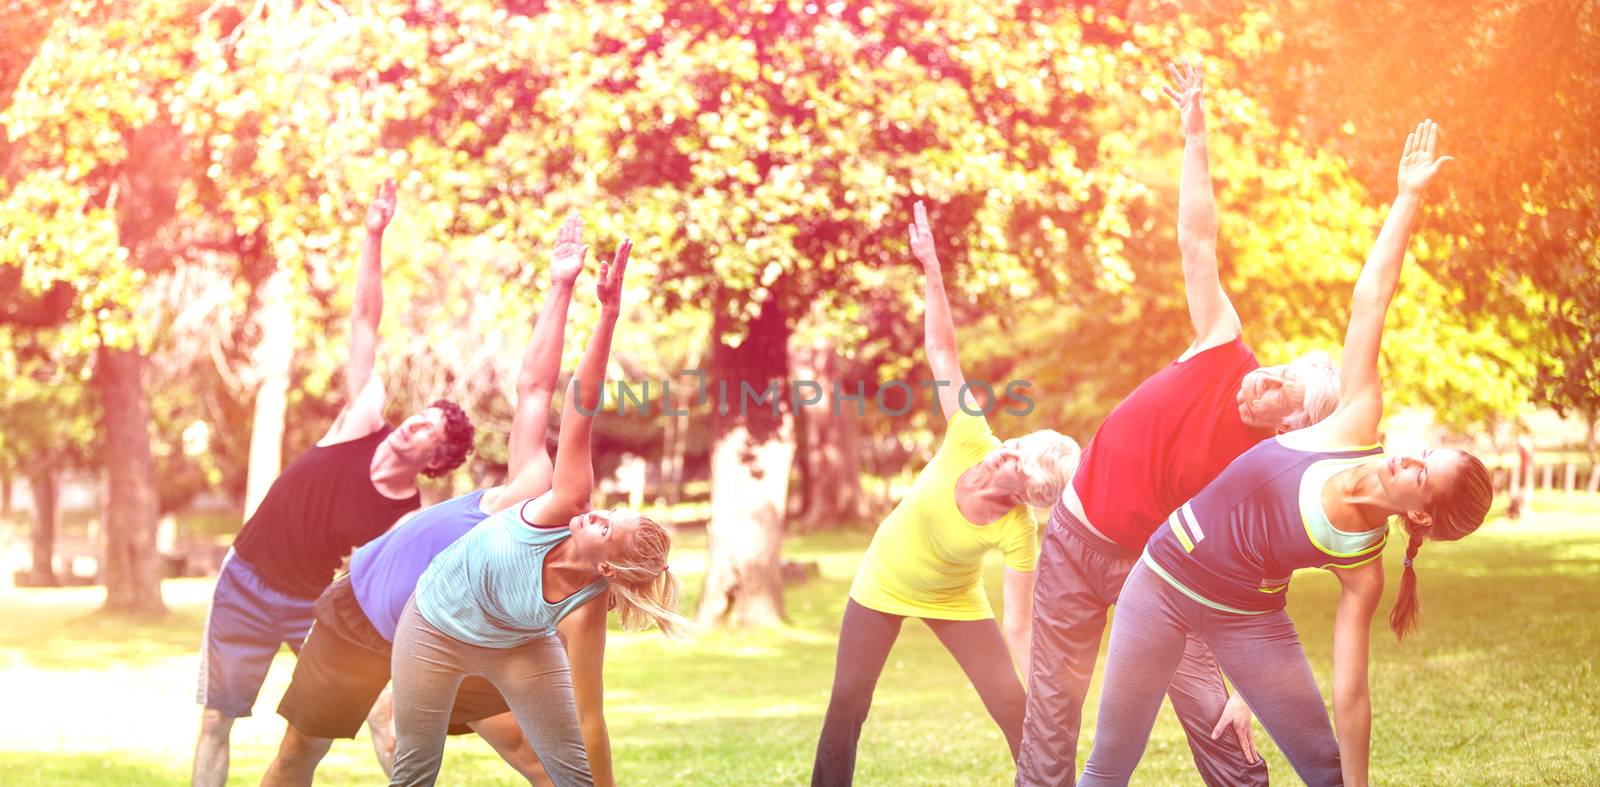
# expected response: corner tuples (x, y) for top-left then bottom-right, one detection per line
(1298, 457), (1389, 559)
(1274, 430), (1381, 455)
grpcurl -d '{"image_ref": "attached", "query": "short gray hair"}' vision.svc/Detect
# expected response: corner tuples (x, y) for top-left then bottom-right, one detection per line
(1280, 351), (1341, 432)
(1012, 429), (1082, 507)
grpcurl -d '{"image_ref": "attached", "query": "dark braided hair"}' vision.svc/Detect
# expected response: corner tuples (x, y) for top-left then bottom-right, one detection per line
(1388, 451), (1492, 642)
(421, 399), (474, 478)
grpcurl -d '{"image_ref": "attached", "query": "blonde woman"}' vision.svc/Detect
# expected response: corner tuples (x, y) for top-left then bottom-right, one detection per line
(388, 238), (688, 787)
(810, 201), (1081, 785)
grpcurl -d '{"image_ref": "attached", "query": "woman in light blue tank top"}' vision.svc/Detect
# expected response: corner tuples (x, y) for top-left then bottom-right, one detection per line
(267, 213), (614, 783)
(390, 237), (689, 787)
(1081, 122), (1492, 787)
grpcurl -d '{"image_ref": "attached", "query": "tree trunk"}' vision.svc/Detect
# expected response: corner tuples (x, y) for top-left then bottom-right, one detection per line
(27, 468), (57, 585)
(787, 338), (864, 533)
(660, 410), (682, 505)
(94, 346), (167, 616)
(661, 348), (701, 507)
(243, 269), (295, 521)
(1, 466), (13, 518)
(698, 300), (792, 628)
(1587, 408), (1598, 464)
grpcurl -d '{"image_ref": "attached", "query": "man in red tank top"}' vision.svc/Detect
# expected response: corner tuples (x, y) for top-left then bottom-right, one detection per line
(1015, 58), (1343, 786)
(191, 179), (475, 787)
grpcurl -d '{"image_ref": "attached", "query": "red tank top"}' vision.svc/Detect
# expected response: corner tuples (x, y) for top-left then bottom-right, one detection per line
(1072, 338), (1265, 550)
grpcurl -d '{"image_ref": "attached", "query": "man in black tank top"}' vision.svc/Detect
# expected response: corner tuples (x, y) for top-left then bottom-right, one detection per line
(191, 179), (475, 787)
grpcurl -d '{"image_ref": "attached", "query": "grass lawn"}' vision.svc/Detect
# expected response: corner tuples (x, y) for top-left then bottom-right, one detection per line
(2, 494), (1598, 785)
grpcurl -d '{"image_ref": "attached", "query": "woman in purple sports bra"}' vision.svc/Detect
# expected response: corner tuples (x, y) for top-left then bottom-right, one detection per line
(1078, 120), (1492, 787)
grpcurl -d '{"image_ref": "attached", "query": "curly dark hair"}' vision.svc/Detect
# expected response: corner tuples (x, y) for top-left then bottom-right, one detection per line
(421, 399), (474, 478)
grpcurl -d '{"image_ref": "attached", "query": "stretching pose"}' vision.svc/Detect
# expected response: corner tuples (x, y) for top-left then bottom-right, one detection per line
(262, 213), (595, 785)
(810, 201), (1081, 786)
(389, 235), (688, 787)
(1079, 120), (1487, 787)
(192, 179), (474, 787)
(1016, 58), (1342, 786)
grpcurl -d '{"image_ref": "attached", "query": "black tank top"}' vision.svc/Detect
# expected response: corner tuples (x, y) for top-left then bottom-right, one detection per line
(233, 425), (420, 599)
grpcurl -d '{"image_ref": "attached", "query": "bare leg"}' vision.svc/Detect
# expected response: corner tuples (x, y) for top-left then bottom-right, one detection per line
(260, 725), (334, 787)
(367, 684), (398, 777)
(470, 711), (554, 786)
(190, 709), (235, 787)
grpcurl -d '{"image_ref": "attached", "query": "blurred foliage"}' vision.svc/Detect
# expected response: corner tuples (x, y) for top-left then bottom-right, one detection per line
(0, 0), (1590, 518)
(1195, 0), (1596, 427)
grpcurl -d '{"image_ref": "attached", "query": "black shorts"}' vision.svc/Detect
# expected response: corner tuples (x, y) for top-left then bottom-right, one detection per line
(276, 575), (511, 738)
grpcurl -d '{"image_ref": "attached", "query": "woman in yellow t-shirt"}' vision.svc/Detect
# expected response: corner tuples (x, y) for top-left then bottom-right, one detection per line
(810, 202), (1080, 785)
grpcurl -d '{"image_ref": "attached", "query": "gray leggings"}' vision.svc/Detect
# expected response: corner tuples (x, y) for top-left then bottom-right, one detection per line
(389, 598), (592, 787)
(811, 599), (1026, 785)
(1017, 508), (1266, 787)
(1080, 561), (1343, 786)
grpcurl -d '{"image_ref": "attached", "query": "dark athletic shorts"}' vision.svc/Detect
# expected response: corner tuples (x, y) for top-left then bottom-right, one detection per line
(197, 549), (315, 718)
(276, 575), (511, 738)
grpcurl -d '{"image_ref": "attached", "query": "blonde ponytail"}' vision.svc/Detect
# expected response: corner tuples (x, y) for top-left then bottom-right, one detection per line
(607, 515), (694, 639)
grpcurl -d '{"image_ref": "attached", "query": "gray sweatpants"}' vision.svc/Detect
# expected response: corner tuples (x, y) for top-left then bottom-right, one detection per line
(389, 598), (592, 787)
(1080, 560), (1342, 786)
(1016, 507), (1268, 786)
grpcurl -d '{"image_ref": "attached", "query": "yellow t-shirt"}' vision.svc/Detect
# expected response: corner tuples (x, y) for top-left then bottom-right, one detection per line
(848, 411), (1040, 620)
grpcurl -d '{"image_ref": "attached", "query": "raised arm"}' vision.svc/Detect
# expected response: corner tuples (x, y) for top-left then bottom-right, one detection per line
(1164, 56), (1242, 357)
(1326, 120), (1452, 443)
(908, 201), (967, 419)
(1331, 559), (1384, 787)
(557, 597), (613, 787)
(532, 239), (630, 517)
(323, 178), (397, 443)
(492, 213), (587, 511)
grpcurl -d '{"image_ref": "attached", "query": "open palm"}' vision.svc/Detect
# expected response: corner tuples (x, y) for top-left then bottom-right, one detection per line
(364, 178), (398, 234)
(1397, 119), (1454, 196)
(550, 212), (588, 285)
(1162, 55), (1206, 138)
(596, 239), (631, 312)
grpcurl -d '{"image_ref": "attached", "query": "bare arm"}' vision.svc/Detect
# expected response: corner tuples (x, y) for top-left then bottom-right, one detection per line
(1164, 56), (1241, 357)
(1331, 559), (1384, 787)
(527, 240), (631, 522)
(1323, 120), (1452, 445)
(557, 597), (613, 787)
(323, 178), (397, 443)
(908, 201), (968, 419)
(491, 214), (587, 512)
(1001, 567), (1036, 682)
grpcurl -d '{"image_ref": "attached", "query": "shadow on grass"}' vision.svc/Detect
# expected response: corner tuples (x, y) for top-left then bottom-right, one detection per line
(0, 590), (209, 670)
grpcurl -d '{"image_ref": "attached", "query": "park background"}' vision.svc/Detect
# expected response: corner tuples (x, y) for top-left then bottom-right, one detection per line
(1, 0), (1597, 784)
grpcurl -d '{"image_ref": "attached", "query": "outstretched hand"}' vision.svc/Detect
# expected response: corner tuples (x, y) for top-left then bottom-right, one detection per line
(908, 200), (940, 271)
(1162, 55), (1206, 138)
(1397, 119), (1454, 196)
(364, 177), (398, 235)
(596, 238), (631, 313)
(551, 211), (588, 285)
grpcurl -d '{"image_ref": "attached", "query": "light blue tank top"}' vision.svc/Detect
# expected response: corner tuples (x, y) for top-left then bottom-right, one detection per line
(414, 501), (608, 648)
